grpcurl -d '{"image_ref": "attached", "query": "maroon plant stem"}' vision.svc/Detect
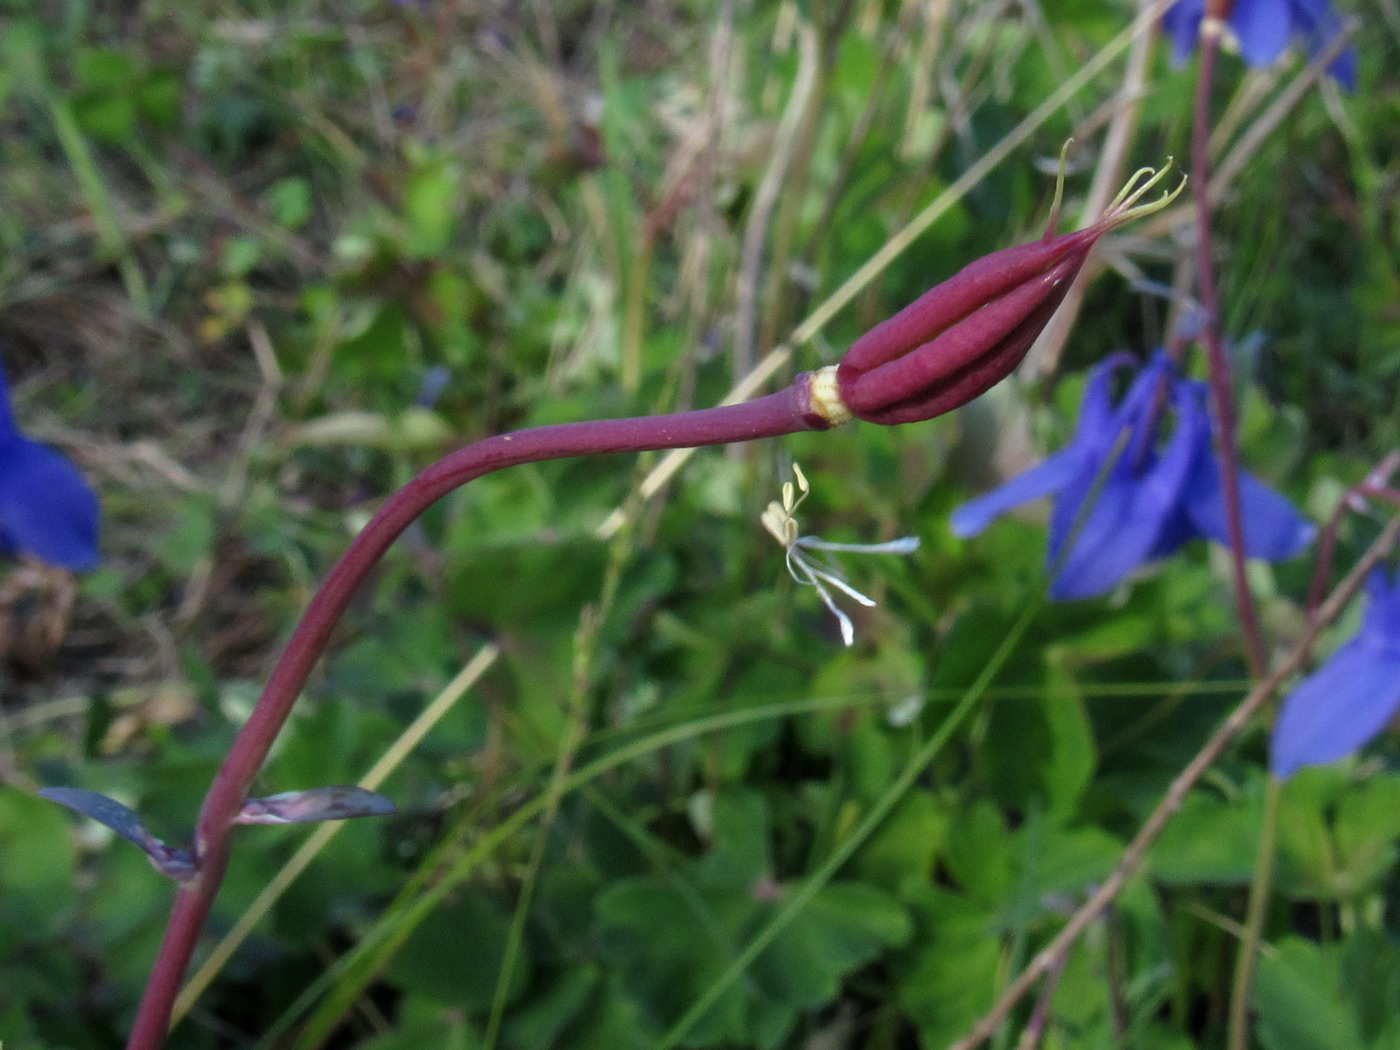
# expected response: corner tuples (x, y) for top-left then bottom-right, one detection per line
(126, 381), (831, 1050)
(1190, 21), (1267, 678)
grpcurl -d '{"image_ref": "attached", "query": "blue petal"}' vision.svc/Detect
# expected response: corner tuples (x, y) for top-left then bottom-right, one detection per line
(1074, 352), (1140, 440)
(1109, 351), (1175, 470)
(0, 365), (17, 439)
(1146, 503), (1198, 561)
(949, 448), (1082, 538)
(1230, 0), (1294, 67)
(1325, 45), (1358, 91)
(1178, 386), (1314, 560)
(1049, 473), (1165, 600)
(0, 436), (100, 569)
(1288, 0), (1357, 88)
(1161, 0), (1208, 65)
(1271, 636), (1400, 777)
(1184, 466), (1316, 560)
(949, 354), (1133, 539)
(1359, 566), (1400, 643)
(1048, 366), (1199, 600)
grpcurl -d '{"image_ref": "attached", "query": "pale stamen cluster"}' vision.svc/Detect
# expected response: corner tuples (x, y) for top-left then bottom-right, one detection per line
(761, 463), (920, 646)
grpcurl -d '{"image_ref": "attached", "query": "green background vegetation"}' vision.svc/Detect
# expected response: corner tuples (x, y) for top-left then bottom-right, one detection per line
(1, 1), (1397, 1048)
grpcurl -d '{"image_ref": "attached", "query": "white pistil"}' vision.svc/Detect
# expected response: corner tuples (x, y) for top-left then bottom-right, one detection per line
(761, 463), (919, 646)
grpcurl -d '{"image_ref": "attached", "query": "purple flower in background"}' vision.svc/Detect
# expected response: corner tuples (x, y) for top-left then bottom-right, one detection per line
(951, 351), (1313, 600)
(1272, 567), (1400, 777)
(1162, 0), (1357, 89)
(0, 365), (100, 570)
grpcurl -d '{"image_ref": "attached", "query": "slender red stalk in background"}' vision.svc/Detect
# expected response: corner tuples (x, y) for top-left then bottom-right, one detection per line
(1187, 10), (1266, 677)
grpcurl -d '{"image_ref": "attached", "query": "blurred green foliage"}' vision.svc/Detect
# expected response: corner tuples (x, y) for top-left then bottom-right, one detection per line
(1, 1), (1397, 1048)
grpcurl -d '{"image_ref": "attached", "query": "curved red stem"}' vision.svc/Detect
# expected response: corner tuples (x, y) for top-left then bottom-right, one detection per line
(126, 380), (828, 1050)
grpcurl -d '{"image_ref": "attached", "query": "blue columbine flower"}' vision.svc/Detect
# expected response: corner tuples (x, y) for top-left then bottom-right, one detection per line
(950, 350), (1313, 600)
(1272, 567), (1400, 777)
(1162, 0), (1357, 89)
(0, 365), (100, 570)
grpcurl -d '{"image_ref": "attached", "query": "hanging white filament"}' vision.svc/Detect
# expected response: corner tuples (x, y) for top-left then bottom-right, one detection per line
(761, 463), (920, 646)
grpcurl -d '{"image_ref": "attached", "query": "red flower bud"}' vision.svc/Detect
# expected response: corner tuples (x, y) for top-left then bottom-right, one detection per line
(832, 162), (1183, 426)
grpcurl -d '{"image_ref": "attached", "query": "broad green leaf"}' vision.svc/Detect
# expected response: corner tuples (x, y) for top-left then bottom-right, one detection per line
(853, 790), (948, 894)
(749, 882), (912, 1009)
(1331, 776), (1400, 896)
(504, 965), (601, 1050)
(402, 158), (463, 258)
(896, 886), (1001, 1048)
(386, 890), (530, 1009)
(0, 791), (79, 931)
(352, 995), (480, 1050)
(595, 876), (909, 1046)
(1032, 825), (1123, 898)
(594, 878), (752, 1044)
(1149, 789), (1263, 885)
(942, 800), (1014, 903)
(1255, 938), (1363, 1050)
(977, 665), (1095, 817)
(695, 788), (771, 889)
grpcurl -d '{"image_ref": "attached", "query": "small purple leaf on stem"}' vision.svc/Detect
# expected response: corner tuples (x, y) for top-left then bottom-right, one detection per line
(39, 786), (196, 879)
(233, 785), (397, 825)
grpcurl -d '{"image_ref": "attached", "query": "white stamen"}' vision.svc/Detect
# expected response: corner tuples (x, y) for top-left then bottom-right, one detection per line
(796, 536), (922, 555)
(764, 462), (919, 646)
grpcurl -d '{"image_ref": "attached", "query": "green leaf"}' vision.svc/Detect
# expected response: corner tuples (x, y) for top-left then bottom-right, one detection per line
(386, 890), (530, 1009)
(1340, 929), (1400, 1043)
(1331, 775), (1400, 895)
(977, 665), (1095, 817)
(595, 876), (909, 1046)
(897, 886), (1002, 1048)
(504, 966), (601, 1050)
(549, 972), (652, 1050)
(1255, 938), (1364, 1050)
(268, 176), (314, 229)
(402, 158), (463, 258)
(1032, 824), (1123, 898)
(1049, 611), (1159, 664)
(942, 800), (1014, 903)
(853, 790), (947, 894)
(1149, 789), (1263, 885)
(1279, 770), (1400, 900)
(595, 878), (751, 1044)
(749, 882), (912, 1010)
(351, 995), (481, 1050)
(0, 791), (79, 932)
(694, 788), (772, 889)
